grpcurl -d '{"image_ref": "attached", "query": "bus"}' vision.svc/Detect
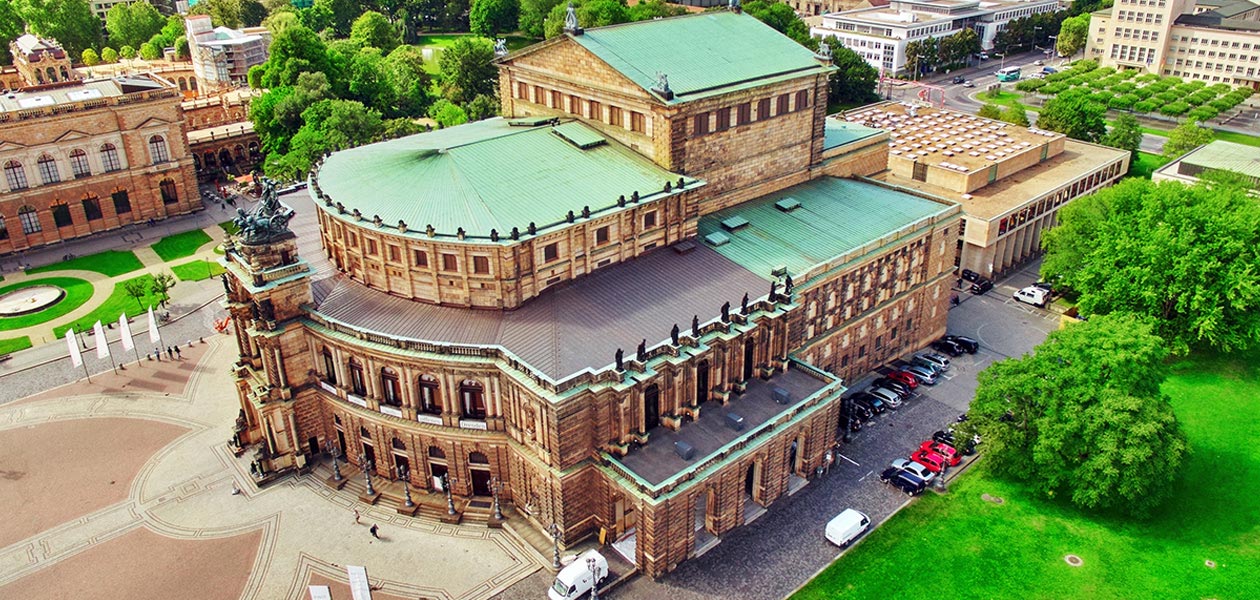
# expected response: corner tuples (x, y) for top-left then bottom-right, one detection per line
(996, 66), (1022, 82)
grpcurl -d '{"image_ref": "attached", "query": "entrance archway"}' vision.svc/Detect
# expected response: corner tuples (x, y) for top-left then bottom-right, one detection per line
(643, 384), (660, 432)
(743, 338), (756, 381)
(695, 360), (710, 404)
(468, 451), (491, 496)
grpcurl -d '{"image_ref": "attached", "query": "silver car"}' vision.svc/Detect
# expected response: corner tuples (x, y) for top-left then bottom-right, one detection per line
(903, 364), (938, 385)
(914, 353), (951, 372)
(867, 386), (903, 409)
(891, 458), (935, 483)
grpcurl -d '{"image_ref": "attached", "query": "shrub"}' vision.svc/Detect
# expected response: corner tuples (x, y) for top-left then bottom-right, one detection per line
(81, 48), (99, 66)
(1208, 98), (1234, 111)
(1041, 82), (1070, 95)
(1046, 71), (1072, 82)
(1109, 94), (1137, 110)
(1160, 101), (1190, 116)
(1132, 86), (1154, 100)
(1071, 59), (1098, 72)
(1088, 78), (1108, 89)
(1110, 82), (1137, 94)
(1117, 70), (1137, 80)
(1135, 73), (1161, 82)
(1094, 67), (1116, 77)
(1155, 91), (1180, 104)
(1016, 78), (1047, 92)
(1089, 91), (1114, 104)
(1208, 83), (1231, 94)
(1161, 76), (1183, 86)
(1234, 86), (1254, 98)
(1188, 106), (1219, 121)
(1133, 100), (1158, 113)
(101, 47), (118, 63)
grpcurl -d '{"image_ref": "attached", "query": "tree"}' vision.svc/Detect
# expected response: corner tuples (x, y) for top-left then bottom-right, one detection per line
(106, 1), (166, 50)
(519, 0), (561, 38)
(543, 0), (630, 39)
(1036, 89), (1107, 142)
(313, 0), (360, 37)
(1041, 177), (1260, 352)
(1057, 14), (1089, 59)
(17, 0), (104, 58)
(1102, 112), (1142, 167)
(428, 99), (469, 128)
(743, 0), (813, 48)
(189, 0), (243, 28)
(1000, 103), (1030, 127)
(272, 99), (385, 179)
(174, 36), (190, 60)
(258, 24), (333, 89)
(240, 0), (267, 26)
(159, 15), (185, 47)
(139, 42), (161, 60)
(150, 272), (177, 307)
(825, 40), (878, 108)
(0, 0), (26, 64)
(437, 36), (498, 106)
(958, 314), (1188, 516)
(470, 0), (519, 38)
(465, 93), (499, 121)
(1162, 119), (1214, 160)
(627, 0), (684, 20)
(385, 45), (434, 117)
(264, 9), (300, 34)
(81, 48), (100, 66)
(977, 103), (1003, 119)
(123, 279), (150, 310)
(101, 46), (119, 63)
(350, 11), (401, 52)
(346, 47), (397, 115)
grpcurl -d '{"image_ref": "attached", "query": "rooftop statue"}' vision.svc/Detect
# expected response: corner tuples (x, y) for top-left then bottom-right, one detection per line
(234, 177), (296, 245)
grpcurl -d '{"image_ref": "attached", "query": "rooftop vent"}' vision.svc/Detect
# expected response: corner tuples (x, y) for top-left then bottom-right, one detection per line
(552, 122), (606, 149)
(774, 198), (801, 212)
(771, 265), (788, 277)
(508, 116), (555, 127)
(704, 232), (730, 247)
(720, 216), (750, 231)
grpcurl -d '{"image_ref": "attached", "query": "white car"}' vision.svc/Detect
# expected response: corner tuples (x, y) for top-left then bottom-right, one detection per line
(1013, 286), (1051, 308)
(891, 458), (936, 483)
(825, 508), (871, 548)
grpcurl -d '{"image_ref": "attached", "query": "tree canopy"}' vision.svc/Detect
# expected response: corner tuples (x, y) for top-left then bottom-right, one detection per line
(0, 0), (24, 64)
(1042, 176), (1260, 353)
(1036, 88), (1107, 143)
(1102, 112), (1142, 168)
(958, 314), (1188, 516)
(17, 0), (103, 58)
(437, 36), (498, 106)
(824, 40), (879, 108)
(350, 10), (401, 53)
(1162, 119), (1215, 160)
(519, 0), (562, 38)
(470, 0), (519, 38)
(257, 24), (334, 89)
(1056, 14), (1090, 59)
(743, 0), (814, 48)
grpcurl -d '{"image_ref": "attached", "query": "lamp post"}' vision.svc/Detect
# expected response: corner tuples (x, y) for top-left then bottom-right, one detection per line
(397, 464), (414, 508)
(360, 454), (375, 496)
(587, 556), (600, 600)
(548, 522), (562, 569)
(442, 473), (456, 515)
(1048, 34), (1058, 59)
(491, 477), (504, 521)
(325, 440), (343, 481)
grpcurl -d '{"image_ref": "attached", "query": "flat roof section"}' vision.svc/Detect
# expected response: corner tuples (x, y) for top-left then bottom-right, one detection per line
(1179, 140), (1260, 180)
(877, 139), (1128, 220)
(613, 366), (833, 486)
(697, 177), (954, 280)
(0, 76), (167, 113)
(823, 118), (883, 150)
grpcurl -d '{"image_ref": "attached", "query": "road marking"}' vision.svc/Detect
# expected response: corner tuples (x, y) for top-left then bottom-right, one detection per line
(857, 469), (873, 482)
(838, 453), (860, 466)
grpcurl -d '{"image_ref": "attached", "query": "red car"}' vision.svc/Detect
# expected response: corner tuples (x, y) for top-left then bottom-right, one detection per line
(919, 440), (961, 466)
(887, 370), (919, 390)
(910, 449), (948, 473)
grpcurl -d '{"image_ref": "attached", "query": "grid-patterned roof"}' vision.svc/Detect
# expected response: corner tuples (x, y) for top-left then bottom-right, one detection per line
(1181, 140), (1260, 180)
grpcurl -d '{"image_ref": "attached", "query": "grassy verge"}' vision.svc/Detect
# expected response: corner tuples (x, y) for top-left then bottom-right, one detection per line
(977, 90), (1027, 109)
(53, 274), (159, 339)
(26, 250), (143, 277)
(1135, 124), (1260, 148)
(0, 277), (95, 331)
(171, 260), (226, 282)
(151, 230), (213, 262)
(0, 336), (33, 354)
(793, 348), (1260, 599)
(415, 35), (535, 75)
(1131, 151), (1172, 179)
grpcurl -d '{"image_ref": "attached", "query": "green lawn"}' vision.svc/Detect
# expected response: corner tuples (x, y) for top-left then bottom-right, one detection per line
(26, 250), (143, 277)
(0, 277), (95, 331)
(151, 230), (213, 262)
(415, 35), (536, 75)
(1131, 151), (1172, 179)
(171, 260), (226, 282)
(53, 274), (160, 339)
(977, 90), (1028, 109)
(794, 348), (1260, 599)
(218, 220), (240, 236)
(0, 336), (32, 354)
(1136, 124), (1260, 148)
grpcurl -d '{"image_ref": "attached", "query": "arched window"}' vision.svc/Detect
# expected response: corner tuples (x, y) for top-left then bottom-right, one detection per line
(51, 203), (72, 228)
(468, 451), (489, 464)
(99, 143), (121, 172)
(59, 66), (68, 81)
(148, 135), (170, 163)
(3, 160), (27, 191)
(0, 216), (8, 241)
(348, 358), (366, 396)
(321, 348), (336, 384)
(418, 375), (441, 415)
(36, 155), (59, 184)
(460, 380), (486, 419)
(380, 367), (401, 406)
(178, 78), (187, 91)
(81, 195), (102, 221)
(69, 149), (90, 178)
(190, 78), (198, 91)
(159, 178), (178, 204)
(18, 206), (40, 234)
(391, 437), (406, 451)
(111, 189), (131, 214)
(428, 446), (446, 459)
(45, 67), (55, 82)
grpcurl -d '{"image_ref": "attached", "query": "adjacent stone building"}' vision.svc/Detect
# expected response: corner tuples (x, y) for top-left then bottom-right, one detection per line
(221, 10), (961, 578)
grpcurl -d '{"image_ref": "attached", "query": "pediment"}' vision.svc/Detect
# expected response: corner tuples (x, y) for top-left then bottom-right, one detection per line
(0, 139), (27, 151)
(53, 129), (93, 142)
(500, 37), (653, 102)
(134, 116), (172, 129)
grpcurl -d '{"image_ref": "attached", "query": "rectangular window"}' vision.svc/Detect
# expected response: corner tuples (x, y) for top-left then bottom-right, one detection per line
(441, 253), (457, 271)
(112, 190), (131, 214)
(795, 90), (809, 111)
(387, 245), (400, 262)
(757, 98), (770, 120)
(533, 85), (543, 103)
(517, 82), (528, 99)
(609, 106), (623, 127)
(569, 95), (581, 115)
(736, 103), (751, 125)
(588, 100), (601, 120)
(693, 112), (710, 135)
(715, 107), (731, 131)
(630, 111), (645, 133)
(777, 93), (790, 115)
(595, 225), (610, 245)
(550, 90), (562, 108)
(543, 242), (559, 262)
(366, 239), (378, 255)
(82, 197), (102, 220)
(38, 159), (60, 185)
(412, 249), (428, 267)
(70, 152), (91, 178)
(18, 209), (40, 234)
(472, 256), (489, 274)
(643, 211), (657, 228)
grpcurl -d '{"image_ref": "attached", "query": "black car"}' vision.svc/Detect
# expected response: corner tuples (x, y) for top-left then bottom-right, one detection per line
(1033, 281), (1054, 293)
(933, 429), (979, 455)
(879, 467), (927, 496)
(931, 339), (965, 357)
(960, 268), (981, 282)
(970, 278), (994, 295)
(847, 401), (874, 421)
(872, 377), (912, 398)
(846, 415), (863, 432)
(851, 392), (887, 414)
(944, 335), (979, 354)
(951, 75), (966, 84)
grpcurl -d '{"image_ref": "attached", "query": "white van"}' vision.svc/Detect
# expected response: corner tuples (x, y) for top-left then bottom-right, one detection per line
(1013, 286), (1050, 308)
(824, 508), (871, 548)
(548, 549), (608, 600)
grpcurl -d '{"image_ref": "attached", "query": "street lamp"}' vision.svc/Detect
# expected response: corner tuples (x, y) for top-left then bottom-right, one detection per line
(325, 440), (343, 481)
(548, 522), (562, 569)
(587, 556), (600, 600)
(360, 454), (375, 496)
(396, 464), (414, 508)
(491, 477), (504, 521)
(442, 472), (456, 515)
(1033, 26), (1043, 51)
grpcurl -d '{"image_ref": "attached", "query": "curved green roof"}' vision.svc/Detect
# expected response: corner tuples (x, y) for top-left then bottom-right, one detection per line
(314, 118), (700, 240)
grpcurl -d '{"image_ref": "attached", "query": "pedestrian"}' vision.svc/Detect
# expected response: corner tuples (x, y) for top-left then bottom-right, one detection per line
(369, 524), (379, 539)
(166, 346), (174, 360)
(353, 509), (360, 524)
(174, 345), (182, 359)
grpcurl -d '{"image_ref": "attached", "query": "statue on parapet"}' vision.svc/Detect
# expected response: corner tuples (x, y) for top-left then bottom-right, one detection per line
(233, 176), (296, 245)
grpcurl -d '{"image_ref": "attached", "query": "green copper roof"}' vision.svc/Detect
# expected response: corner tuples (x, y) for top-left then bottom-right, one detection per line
(314, 118), (700, 241)
(698, 177), (953, 279)
(823, 118), (883, 150)
(568, 12), (831, 103)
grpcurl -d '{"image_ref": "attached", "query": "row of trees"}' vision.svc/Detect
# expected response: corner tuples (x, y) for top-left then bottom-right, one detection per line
(903, 28), (981, 78)
(978, 102), (1029, 127)
(992, 10), (1067, 57)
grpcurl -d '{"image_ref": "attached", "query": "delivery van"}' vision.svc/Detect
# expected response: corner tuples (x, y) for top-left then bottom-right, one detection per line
(548, 549), (608, 600)
(824, 508), (871, 548)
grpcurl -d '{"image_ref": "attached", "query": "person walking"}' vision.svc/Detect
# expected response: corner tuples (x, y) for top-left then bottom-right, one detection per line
(353, 509), (360, 524)
(174, 345), (182, 359)
(369, 524), (379, 539)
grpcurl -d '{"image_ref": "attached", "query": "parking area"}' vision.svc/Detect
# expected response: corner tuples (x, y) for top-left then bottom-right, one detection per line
(600, 260), (1060, 600)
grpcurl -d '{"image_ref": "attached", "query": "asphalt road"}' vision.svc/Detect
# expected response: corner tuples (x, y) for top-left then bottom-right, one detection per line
(601, 261), (1059, 600)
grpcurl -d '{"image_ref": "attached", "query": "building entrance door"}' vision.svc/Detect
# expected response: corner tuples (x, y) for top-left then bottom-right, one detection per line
(643, 385), (660, 431)
(696, 361), (710, 404)
(336, 429), (347, 456)
(362, 443), (375, 469)
(470, 469), (492, 496)
(743, 339), (755, 381)
(394, 454), (410, 479)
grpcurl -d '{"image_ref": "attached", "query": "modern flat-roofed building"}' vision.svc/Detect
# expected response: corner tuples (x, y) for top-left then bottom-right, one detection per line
(1086, 0), (1260, 88)
(810, 0), (1060, 75)
(0, 74), (201, 253)
(220, 9), (963, 579)
(1153, 139), (1260, 188)
(842, 102), (1129, 279)
(186, 15), (271, 90)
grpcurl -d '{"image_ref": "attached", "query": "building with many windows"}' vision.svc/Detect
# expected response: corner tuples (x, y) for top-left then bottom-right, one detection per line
(221, 10), (963, 579)
(810, 0), (1060, 74)
(186, 15), (271, 91)
(1086, 0), (1260, 88)
(0, 74), (201, 253)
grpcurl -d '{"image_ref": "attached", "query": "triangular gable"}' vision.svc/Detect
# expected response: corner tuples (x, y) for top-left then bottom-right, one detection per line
(134, 116), (173, 129)
(53, 129), (93, 143)
(497, 36), (656, 103)
(0, 140), (27, 151)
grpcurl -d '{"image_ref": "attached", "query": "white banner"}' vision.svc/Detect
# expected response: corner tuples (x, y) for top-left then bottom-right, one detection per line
(147, 306), (161, 344)
(118, 314), (135, 352)
(65, 328), (82, 368)
(93, 321), (110, 360)
(307, 587), (331, 600)
(347, 565), (372, 600)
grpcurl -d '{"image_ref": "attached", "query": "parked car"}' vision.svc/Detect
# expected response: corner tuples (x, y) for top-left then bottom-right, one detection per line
(910, 449), (948, 473)
(887, 370), (920, 389)
(879, 467), (927, 496)
(1013, 286), (1051, 308)
(849, 401), (874, 421)
(914, 353), (951, 372)
(952, 75), (966, 84)
(1041, 66), (1058, 74)
(872, 377), (912, 398)
(919, 440), (961, 466)
(909, 356), (942, 376)
(931, 338), (965, 357)
(869, 382), (908, 402)
(962, 80), (975, 88)
(851, 392), (887, 414)
(903, 365), (938, 385)
(1033, 281), (1055, 293)
(960, 268), (981, 282)
(891, 458), (936, 483)
(943, 335), (979, 354)
(825, 508), (871, 548)
(1033, 59), (1044, 66)
(979, 52), (989, 60)
(970, 278), (994, 295)
(868, 387), (904, 409)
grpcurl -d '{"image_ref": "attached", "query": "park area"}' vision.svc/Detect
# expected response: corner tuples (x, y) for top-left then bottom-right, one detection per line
(793, 348), (1260, 599)
(1015, 60), (1254, 121)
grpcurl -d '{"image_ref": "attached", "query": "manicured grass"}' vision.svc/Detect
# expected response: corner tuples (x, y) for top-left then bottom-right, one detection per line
(53, 274), (160, 339)
(793, 348), (1260, 599)
(171, 260), (226, 282)
(218, 220), (240, 236)
(977, 90), (1027, 109)
(0, 336), (33, 354)
(0, 277), (95, 331)
(1131, 151), (1172, 179)
(1134, 124), (1260, 148)
(151, 230), (213, 262)
(26, 250), (143, 277)
(414, 35), (535, 75)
